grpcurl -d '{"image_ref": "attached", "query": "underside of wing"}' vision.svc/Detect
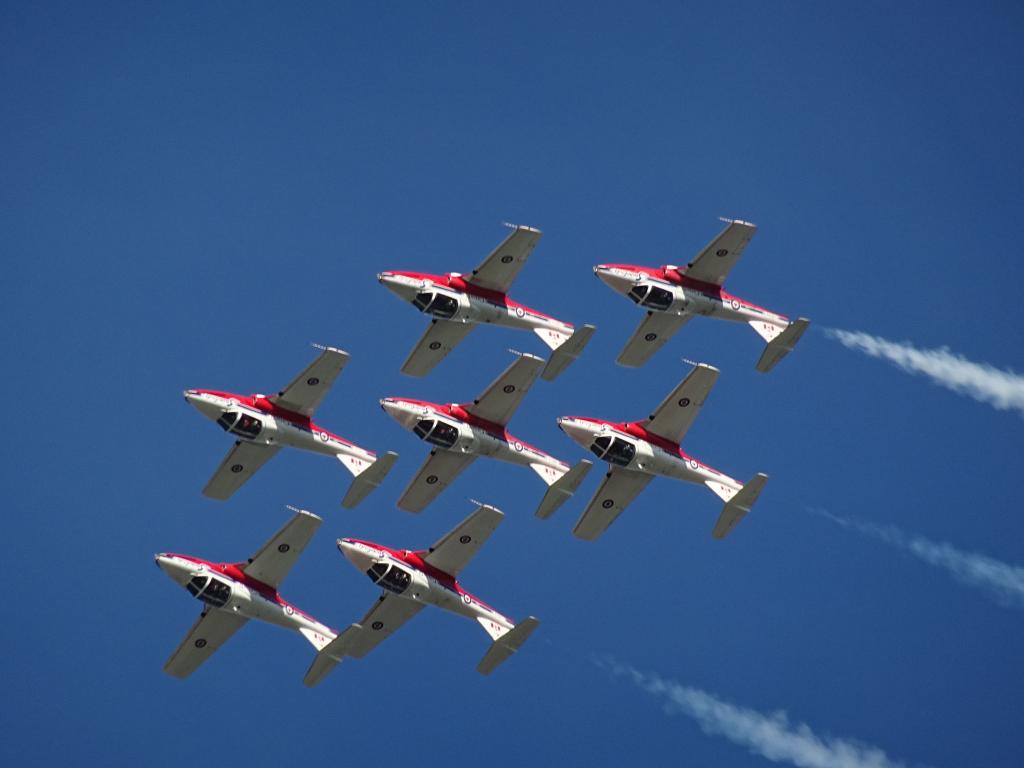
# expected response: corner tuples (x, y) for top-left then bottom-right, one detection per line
(163, 609), (249, 679)
(271, 345), (350, 417)
(643, 363), (719, 444)
(344, 594), (426, 658)
(616, 312), (690, 368)
(682, 218), (757, 286)
(242, 508), (321, 589)
(573, 468), (654, 541)
(422, 503), (503, 577)
(465, 352), (543, 427)
(397, 450), (477, 513)
(401, 320), (474, 377)
(202, 442), (281, 500)
(466, 224), (542, 293)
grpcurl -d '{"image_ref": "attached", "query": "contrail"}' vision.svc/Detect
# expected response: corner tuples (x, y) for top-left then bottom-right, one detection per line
(825, 328), (1024, 415)
(593, 656), (919, 768)
(809, 508), (1024, 608)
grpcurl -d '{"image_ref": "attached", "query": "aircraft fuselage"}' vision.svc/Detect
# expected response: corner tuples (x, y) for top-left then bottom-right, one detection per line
(338, 538), (514, 636)
(557, 415), (742, 498)
(381, 397), (568, 481)
(155, 553), (336, 641)
(595, 264), (788, 329)
(184, 389), (377, 467)
(378, 270), (574, 344)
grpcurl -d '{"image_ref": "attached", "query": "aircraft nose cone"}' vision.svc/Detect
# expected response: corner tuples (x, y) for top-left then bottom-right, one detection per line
(594, 265), (631, 292)
(557, 417), (592, 446)
(337, 539), (373, 570)
(380, 398), (416, 427)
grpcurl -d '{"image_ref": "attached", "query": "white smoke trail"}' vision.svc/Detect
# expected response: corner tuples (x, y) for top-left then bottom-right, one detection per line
(809, 508), (1024, 608)
(593, 656), (918, 768)
(825, 328), (1024, 415)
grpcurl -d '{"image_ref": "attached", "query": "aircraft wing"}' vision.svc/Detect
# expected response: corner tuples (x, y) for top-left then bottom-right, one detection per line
(682, 218), (757, 286)
(422, 503), (503, 577)
(343, 594), (427, 658)
(202, 442), (281, 500)
(242, 508), (321, 589)
(643, 363), (719, 444)
(573, 467), (654, 541)
(401, 320), (475, 377)
(163, 609), (249, 679)
(465, 352), (543, 427)
(616, 312), (691, 368)
(271, 345), (350, 417)
(397, 450), (476, 512)
(466, 224), (542, 294)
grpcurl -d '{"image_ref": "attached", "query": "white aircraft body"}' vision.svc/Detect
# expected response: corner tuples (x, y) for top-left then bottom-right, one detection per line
(378, 223), (595, 380)
(304, 503), (539, 686)
(184, 344), (397, 507)
(380, 351), (592, 517)
(156, 508), (339, 680)
(558, 363), (768, 540)
(596, 218), (810, 371)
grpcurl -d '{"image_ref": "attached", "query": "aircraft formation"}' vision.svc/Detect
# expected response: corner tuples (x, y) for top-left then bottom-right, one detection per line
(158, 218), (810, 684)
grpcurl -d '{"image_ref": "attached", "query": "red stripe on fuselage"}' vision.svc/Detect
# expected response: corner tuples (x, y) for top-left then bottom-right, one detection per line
(192, 389), (364, 452)
(601, 263), (785, 319)
(344, 538), (504, 616)
(393, 397), (564, 466)
(567, 415), (697, 462)
(386, 270), (569, 326)
(167, 554), (331, 628)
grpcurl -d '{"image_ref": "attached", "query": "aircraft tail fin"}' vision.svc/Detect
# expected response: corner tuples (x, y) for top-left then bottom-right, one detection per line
(302, 624), (363, 688)
(476, 616), (511, 643)
(534, 459), (593, 519)
(711, 472), (768, 540)
(298, 627), (335, 652)
(476, 616), (540, 675)
(753, 318), (810, 373)
(340, 451), (398, 508)
(539, 324), (595, 381)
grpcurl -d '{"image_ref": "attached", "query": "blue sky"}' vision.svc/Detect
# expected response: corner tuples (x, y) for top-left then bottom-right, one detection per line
(3, 2), (1023, 766)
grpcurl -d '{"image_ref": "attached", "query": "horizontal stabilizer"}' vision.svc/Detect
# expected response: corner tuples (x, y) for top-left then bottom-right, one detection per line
(341, 451), (398, 509)
(535, 460), (593, 520)
(755, 318), (810, 373)
(303, 624), (363, 688)
(712, 473), (768, 540)
(541, 324), (595, 381)
(477, 617), (540, 675)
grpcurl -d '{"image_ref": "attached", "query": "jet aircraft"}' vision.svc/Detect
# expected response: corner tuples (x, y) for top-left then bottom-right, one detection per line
(595, 218), (810, 372)
(184, 344), (397, 507)
(557, 362), (768, 540)
(304, 502), (539, 686)
(156, 507), (338, 679)
(378, 223), (595, 380)
(381, 351), (592, 517)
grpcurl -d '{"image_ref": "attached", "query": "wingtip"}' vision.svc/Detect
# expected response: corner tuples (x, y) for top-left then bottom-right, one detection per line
(501, 221), (542, 234)
(469, 498), (504, 516)
(718, 216), (757, 228)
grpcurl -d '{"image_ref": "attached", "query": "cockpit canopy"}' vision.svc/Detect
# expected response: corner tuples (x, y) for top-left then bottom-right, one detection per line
(412, 291), (458, 319)
(366, 562), (412, 595)
(185, 574), (232, 608)
(627, 283), (673, 311)
(589, 435), (637, 467)
(216, 411), (262, 439)
(413, 419), (459, 449)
